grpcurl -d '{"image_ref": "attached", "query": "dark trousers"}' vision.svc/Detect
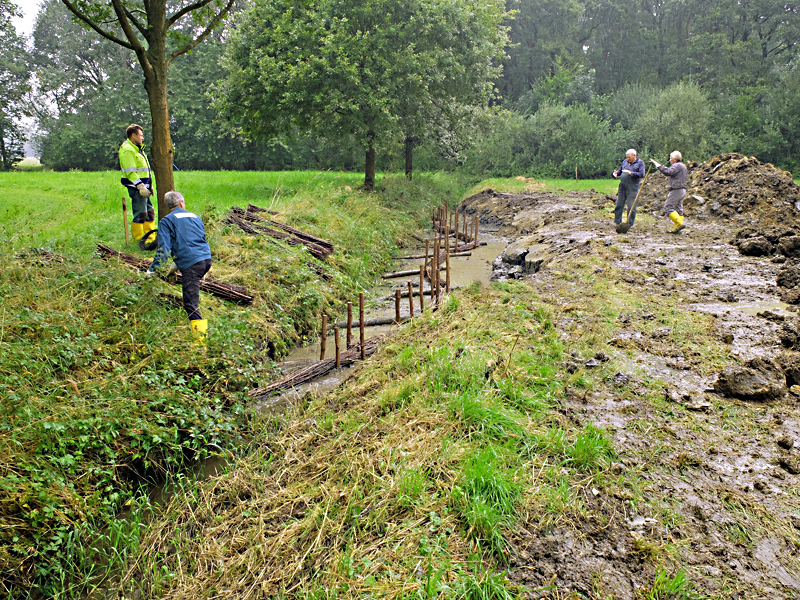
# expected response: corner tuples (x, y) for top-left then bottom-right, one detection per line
(128, 188), (155, 223)
(614, 183), (640, 225)
(182, 259), (212, 321)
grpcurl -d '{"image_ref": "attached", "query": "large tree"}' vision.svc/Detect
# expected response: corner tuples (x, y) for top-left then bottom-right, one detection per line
(0, 0), (30, 170)
(216, 0), (508, 189)
(58, 0), (235, 217)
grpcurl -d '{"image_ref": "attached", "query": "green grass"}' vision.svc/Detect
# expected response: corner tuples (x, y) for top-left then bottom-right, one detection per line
(0, 169), (474, 598)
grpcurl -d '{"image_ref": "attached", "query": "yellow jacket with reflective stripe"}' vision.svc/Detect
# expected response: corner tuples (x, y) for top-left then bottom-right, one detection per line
(119, 138), (152, 190)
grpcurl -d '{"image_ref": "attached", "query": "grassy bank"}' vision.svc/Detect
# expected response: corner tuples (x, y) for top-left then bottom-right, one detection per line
(117, 271), (715, 599)
(0, 170), (470, 598)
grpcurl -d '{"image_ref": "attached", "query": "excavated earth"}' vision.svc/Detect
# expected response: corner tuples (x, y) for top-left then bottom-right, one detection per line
(459, 166), (800, 598)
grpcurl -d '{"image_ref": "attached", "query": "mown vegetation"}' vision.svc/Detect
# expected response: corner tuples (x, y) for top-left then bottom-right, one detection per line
(115, 269), (714, 599)
(0, 170), (471, 598)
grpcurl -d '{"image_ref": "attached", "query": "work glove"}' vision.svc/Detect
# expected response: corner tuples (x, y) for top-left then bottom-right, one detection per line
(650, 159), (662, 168)
(143, 269), (155, 277)
(136, 183), (151, 198)
(166, 263), (179, 285)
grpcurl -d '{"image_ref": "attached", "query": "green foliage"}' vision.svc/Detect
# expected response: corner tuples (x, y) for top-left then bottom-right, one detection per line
(216, 0), (509, 184)
(636, 568), (708, 600)
(634, 82), (712, 161)
(452, 446), (522, 553)
(516, 62), (596, 115)
(465, 104), (621, 178)
(0, 0), (30, 170)
(568, 423), (615, 471)
(454, 569), (520, 600)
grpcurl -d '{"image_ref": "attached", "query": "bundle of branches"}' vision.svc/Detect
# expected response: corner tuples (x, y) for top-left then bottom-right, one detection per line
(224, 213), (329, 260)
(249, 204), (334, 255)
(96, 243), (254, 305)
(247, 204), (279, 215)
(232, 205), (334, 256)
(249, 336), (383, 399)
(226, 207), (333, 260)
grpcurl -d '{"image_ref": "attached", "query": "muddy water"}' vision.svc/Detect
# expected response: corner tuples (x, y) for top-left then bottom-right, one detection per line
(255, 237), (507, 408)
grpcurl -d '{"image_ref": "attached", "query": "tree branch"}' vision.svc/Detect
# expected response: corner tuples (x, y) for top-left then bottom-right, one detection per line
(58, 0), (134, 50)
(167, 0), (215, 28)
(120, 3), (148, 37)
(167, 0), (235, 64)
(109, 0), (152, 75)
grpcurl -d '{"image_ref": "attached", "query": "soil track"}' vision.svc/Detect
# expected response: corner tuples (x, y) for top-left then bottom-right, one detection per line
(461, 183), (800, 598)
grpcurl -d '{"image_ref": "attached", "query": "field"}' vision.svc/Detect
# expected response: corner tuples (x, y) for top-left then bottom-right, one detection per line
(4, 169), (796, 599)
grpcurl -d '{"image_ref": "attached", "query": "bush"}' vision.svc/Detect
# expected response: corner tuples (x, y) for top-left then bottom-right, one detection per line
(634, 81), (712, 161)
(464, 103), (621, 178)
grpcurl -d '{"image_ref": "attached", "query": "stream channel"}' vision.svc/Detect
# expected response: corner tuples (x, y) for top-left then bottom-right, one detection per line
(258, 235), (507, 408)
(143, 234), (507, 507)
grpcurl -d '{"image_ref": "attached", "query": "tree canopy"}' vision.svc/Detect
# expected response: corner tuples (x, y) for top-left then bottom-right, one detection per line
(0, 0), (30, 170)
(216, 0), (509, 188)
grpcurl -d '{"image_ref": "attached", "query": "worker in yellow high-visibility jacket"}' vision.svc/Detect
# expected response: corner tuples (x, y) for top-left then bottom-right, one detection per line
(119, 124), (155, 241)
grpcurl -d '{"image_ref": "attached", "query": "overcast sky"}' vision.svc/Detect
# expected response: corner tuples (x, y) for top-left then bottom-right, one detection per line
(11, 0), (42, 37)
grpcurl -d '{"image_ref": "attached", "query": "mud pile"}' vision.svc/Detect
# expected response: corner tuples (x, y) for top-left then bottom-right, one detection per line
(638, 153), (800, 227)
(732, 226), (800, 258)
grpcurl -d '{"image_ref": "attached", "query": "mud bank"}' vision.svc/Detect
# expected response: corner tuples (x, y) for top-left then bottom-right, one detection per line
(462, 186), (800, 598)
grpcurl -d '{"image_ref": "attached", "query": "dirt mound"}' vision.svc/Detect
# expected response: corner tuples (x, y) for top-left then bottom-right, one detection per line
(638, 153), (800, 227)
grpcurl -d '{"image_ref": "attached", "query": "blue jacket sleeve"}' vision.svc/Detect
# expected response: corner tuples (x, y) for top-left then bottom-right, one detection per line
(632, 160), (645, 179)
(149, 218), (174, 272)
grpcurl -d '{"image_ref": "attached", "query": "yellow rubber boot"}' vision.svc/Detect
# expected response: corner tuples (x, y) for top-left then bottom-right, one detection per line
(142, 221), (156, 237)
(131, 222), (144, 241)
(668, 211), (685, 233)
(190, 319), (208, 346)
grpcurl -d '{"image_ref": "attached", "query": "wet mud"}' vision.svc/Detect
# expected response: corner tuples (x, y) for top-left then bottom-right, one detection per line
(461, 184), (800, 598)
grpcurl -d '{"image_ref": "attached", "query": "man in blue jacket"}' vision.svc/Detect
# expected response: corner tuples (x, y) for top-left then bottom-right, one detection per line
(147, 191), (213, 342)
(613, 149), (645, 229)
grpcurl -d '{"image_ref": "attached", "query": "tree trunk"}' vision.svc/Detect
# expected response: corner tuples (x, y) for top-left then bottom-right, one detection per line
(0, 122), (7, 170)
(405, 136), (414, 180)
(144, 62), (174, 222)
(364, 131), (376, 190)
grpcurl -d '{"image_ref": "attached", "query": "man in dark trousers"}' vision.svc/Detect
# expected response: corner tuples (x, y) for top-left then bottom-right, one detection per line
(147, 191), (212, 342)
(119, 124), (156, 241)
(651, 151), (688, 233)
(612, 149), (645, 229)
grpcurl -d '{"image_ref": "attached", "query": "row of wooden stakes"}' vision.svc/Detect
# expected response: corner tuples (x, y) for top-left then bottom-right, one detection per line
(317, 203), (480, 365)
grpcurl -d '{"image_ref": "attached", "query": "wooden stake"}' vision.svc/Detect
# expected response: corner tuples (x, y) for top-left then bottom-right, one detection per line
(320, 315), (327, 360)
(407, 281), (414, 317)
(434, 238), (440, 305)
(122, 197), (129, 245)
(347, 301), (353, 348)
(334, 327), (340, 368)
(359, 292), (365, 360)
(419, 266), (425, 312)
(446, 245), (451, 293)
(454, 208), (459, 246)
(424, 238), (430, 279)
(395, 289), (401, 323)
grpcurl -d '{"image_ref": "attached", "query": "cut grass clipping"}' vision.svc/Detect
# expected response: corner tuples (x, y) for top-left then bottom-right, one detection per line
(119, 282), (639, 599)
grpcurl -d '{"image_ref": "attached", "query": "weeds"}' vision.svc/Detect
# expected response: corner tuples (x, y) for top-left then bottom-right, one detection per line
(0, 172), (466, 597)
(636, 568), (708, 600)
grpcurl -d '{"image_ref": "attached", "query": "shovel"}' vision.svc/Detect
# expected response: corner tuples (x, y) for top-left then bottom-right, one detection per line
(616, 163), (652, 234)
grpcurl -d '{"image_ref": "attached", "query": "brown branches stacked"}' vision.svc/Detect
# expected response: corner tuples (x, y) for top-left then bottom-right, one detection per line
(96, 243), (254, 305)
(249, 337), (383, 399)
(224, 205), (334, 260)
